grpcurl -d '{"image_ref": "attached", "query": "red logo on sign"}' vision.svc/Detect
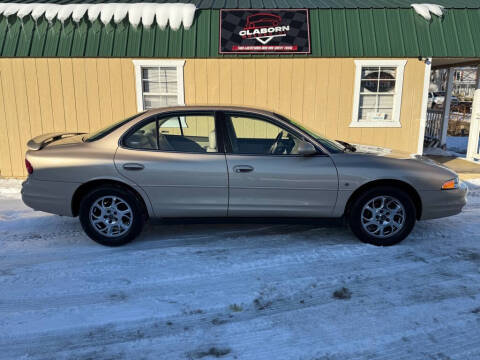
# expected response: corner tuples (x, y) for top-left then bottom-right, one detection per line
(245, 13), (281, 29)
(238, 12), (290, 45)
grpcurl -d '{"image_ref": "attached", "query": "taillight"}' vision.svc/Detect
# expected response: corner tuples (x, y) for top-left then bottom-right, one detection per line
(25, 159), (33, 174)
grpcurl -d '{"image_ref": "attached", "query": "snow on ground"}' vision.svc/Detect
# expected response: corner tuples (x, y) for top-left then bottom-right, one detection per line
(447, 136), (469, 155)
(1, 179), (480, 359)
(424, 136), (469, 157)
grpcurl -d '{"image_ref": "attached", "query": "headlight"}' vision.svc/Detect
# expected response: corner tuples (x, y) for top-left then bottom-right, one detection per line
(441, 177), (459, 190)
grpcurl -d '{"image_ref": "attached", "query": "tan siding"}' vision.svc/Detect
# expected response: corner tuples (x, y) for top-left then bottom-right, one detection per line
(183, 58), (196, 104)
(313, 58), (329, 137)
(278, 59), (293, 117)
(97, 59), (114, 128)
(35, 59), (55, 134)
(84, 60), (101, 131)
(23, 60), (43, 137)
(108, 59), (126, 126)
(266, 59), (280, 111)
(206, 59), (220, 104)
(0, 58), (139, 177)
(230, 59), (244, 106)
(120, 59), (137, 115)
(193, 59), (208, 104)
(48, 59), (66, 132)
(0, 58), (425, 178)
(243, 59), (256, 106)
(290, 59), (305, 123)
(302, 59), (317, 131)
(0, 69), (13, 177)
(218, 60), (232, 105)
(325, 59), (341, 140)
(71, 59), (90, 133)
(12, 60), (33, 163)
(59, 59), (78, 133)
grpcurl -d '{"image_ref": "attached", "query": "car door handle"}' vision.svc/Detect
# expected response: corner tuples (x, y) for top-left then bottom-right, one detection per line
(233, 165), (254, 173)
(123, 163), (144, 171)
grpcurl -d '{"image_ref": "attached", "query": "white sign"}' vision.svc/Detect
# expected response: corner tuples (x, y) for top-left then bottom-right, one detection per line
(367, 112), (387, 121)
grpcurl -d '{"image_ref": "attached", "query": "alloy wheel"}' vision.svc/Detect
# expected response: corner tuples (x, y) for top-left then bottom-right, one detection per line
(89, 196), (133, 238)
(360, 195), (406, 238)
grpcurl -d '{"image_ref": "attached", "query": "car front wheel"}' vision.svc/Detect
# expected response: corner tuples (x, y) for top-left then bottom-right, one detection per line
(79, 185), (145, 246)
(348, 186), (416, 246)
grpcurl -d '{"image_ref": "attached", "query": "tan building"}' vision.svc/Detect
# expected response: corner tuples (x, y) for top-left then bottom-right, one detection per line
(0, 1), (479, 177)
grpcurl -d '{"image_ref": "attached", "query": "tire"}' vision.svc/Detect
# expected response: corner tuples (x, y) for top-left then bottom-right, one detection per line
(79, 185), (146, 246)
(348, 186), (416, 246)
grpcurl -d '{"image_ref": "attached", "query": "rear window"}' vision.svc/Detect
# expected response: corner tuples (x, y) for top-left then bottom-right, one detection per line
(84, 113), (145, 143)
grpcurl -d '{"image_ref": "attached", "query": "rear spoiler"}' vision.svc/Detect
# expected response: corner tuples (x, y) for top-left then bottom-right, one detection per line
(27, 132), (86, 151)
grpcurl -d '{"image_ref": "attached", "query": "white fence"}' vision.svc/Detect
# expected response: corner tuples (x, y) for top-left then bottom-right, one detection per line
(425, 109), (443, 142)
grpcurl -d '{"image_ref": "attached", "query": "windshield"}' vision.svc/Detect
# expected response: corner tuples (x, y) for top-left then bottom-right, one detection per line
(274, 113), (346, 153)
(84, 112), (145, 142)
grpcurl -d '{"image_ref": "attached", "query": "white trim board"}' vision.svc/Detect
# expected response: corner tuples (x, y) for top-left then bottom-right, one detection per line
(350, 59), (407, 128)
(417, 58), (432, 155)
(133, 59), (185, 112)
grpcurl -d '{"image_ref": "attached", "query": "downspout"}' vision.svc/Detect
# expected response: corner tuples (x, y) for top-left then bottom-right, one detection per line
(417, 57), (433, 155)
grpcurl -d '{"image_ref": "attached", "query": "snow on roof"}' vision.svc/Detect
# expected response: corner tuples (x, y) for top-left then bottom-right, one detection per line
(0, 3), (196, 30)
(411, 3), (445, 21)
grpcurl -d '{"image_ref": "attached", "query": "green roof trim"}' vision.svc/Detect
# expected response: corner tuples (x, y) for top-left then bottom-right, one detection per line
(0, 0), (479, 9)
(0, 8), (479, 58)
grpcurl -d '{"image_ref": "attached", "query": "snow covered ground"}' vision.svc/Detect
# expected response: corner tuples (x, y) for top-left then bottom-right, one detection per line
(424, 136), (469, 157)
(1, 179), (480, 359)
(447, 136), (469, 155)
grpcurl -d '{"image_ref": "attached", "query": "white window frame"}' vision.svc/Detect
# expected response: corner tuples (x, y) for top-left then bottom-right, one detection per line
(133, 59), (185, 112)
(350, 59), (407, 128)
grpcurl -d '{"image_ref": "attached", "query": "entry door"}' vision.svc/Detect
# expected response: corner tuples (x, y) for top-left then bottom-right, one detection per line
(115, 112), (228, 217)
(224, 114), (338, 217)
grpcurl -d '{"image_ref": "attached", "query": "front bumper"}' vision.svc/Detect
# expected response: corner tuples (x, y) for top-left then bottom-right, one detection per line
(21, 178), (78, 216)
(420, 181), (468, 220)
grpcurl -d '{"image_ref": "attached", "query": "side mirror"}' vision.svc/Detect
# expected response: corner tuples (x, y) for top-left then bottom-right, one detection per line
(297, 141), (317, 156)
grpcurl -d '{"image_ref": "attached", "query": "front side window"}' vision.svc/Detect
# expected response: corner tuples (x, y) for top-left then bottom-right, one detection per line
(226, 115), (304, 155)
(274, 113), (345, 153)
(133, 60), (185, 111)
(351, 60), (406, 128)
(124, 114), (218, 154)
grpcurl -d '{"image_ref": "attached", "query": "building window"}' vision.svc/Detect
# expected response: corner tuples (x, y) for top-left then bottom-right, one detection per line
(350, 60), (407, 128)
(133, 60), (185, 112)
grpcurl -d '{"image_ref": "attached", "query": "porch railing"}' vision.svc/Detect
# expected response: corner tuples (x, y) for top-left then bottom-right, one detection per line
(425, 109), (444, 143)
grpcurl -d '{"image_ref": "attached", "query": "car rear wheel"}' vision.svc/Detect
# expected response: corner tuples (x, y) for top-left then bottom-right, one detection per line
(79, 185), (145, 246)
(348, 186), (416, 246)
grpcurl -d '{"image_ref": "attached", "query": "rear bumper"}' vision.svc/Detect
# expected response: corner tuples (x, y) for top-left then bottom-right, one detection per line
(420, 181), (468, 220)
(21, 178), (78, 216)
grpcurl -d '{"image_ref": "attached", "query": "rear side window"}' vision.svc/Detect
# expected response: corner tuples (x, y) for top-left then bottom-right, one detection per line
(123, 121), (158, 150)
(123, 114), (218, 153)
